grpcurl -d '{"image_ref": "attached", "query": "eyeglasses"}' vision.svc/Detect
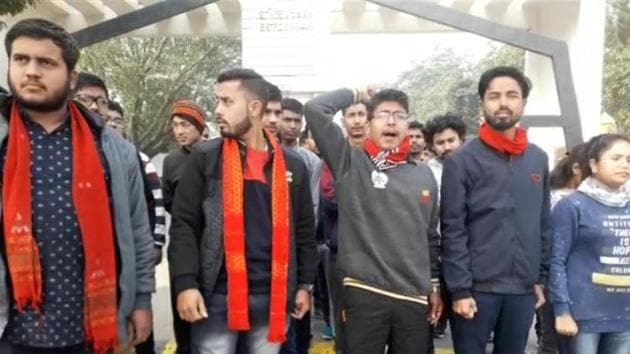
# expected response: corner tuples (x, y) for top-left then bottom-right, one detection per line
(372, 111), (409, 122)
(602, 155), (630, 165)
(74, 94), (109, 109)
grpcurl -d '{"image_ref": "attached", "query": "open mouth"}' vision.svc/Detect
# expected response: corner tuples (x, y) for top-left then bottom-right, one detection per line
(383, 132), (398, 138)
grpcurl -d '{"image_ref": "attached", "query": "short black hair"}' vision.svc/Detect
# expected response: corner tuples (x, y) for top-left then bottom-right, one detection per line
(366, 89), (409, 120)
(583, 134), (630, 177)
(299, 127), (310, 145)
(550, 143), (588, 189)
(75, 72), (109, 97)
(216, 68), (269, 108)
(107, 100), (124, 118)
(424, 113), (467, 145)
(281, 98), (303, 116)
(267, 82), (282, 103)
(341, 102), (366, 116)
(478, 66), (531, 99)
(5, 18), (80, 71)
(408, 120), (424, 131)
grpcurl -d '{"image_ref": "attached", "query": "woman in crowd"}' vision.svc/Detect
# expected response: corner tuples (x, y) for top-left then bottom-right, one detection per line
(538, 143), (587, 354)
(550, 134), (630, 354)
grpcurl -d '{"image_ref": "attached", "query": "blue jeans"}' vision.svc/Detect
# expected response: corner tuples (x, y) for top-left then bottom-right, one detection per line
(567, 332), (630, 354)
(450, 292), (536, 354)
(191, 294), (281, 354)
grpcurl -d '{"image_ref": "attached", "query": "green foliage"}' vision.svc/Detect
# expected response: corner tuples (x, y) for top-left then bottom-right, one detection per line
(0, 0), (37, 16)
(603, 0), (630, 133)
(79, 36), (241, 156)
(0, 0), (38, 28)
(395, 43), (524, 135)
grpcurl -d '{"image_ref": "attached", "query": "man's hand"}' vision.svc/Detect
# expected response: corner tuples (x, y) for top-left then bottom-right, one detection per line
(128, 309), (153, 346)
(153, 247), (163, 266)
(355, 86), (377, 103)
(292, 289), (311, 319)
(453, 297), (477, 320)
(177, 289), (208, 323)
(555, 314), (578, 336)
(534, 284), (546, 310)
(427, 292), (444, 325)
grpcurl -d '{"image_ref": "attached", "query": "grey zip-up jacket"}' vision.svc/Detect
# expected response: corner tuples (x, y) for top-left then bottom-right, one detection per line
(0, 97), (155, 342)
(305, 88), (441, 299)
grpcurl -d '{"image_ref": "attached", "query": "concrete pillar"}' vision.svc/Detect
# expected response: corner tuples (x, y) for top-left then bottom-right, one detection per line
(525, 1), (606, 141)
(0, 28), (8, 89)
(240, 0), (331, 93)
(522, 1), (605, 162)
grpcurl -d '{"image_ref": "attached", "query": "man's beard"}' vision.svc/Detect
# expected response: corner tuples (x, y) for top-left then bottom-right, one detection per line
(9, 77), (70, 112)
(438, 150), (452, 160)
(484, 109), (520, 132)
(220, 114), (253, 139)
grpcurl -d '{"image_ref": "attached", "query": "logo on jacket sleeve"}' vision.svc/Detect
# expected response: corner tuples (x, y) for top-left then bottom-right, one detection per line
(421, 189), (431, 205)
(531, 173), (542, 184)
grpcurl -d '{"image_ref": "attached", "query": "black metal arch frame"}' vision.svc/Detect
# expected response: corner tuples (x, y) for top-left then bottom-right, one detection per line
(73, 0), (583, 147)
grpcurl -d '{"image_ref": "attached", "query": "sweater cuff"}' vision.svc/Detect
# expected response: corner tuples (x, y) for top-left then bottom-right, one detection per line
(174, 275), (200, 295)
(451, 289), (472, 301)
(133, 292), (152, 311)
(553, 302), (571, 317)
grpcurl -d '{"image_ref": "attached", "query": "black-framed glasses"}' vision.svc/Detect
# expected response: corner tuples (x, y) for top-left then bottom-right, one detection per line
(74, 94), (109, 109)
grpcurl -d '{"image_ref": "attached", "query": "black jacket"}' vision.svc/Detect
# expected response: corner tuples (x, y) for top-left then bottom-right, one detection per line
(162, 146), (193, 213)
(168, 137), (318, 302)
(441, 138), (552, 300)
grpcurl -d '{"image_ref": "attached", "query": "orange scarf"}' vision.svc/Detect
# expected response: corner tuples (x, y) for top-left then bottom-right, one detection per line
(223, 130), (290, 343)
(2, 101), (118, 353)
(478, 123), (528, 155)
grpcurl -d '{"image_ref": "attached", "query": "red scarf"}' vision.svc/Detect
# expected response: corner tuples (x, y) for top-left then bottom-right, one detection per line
(478, 123), (528, 155)
(2, 101), (118, 353)
(223, 130), (290, 343)
(363, 137), (411, 170)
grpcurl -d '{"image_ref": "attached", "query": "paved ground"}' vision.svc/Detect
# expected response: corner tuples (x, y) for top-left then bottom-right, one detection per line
(153, 259), (540, 354)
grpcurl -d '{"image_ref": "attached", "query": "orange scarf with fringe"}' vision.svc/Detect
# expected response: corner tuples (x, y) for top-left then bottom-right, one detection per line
(2, 101), (118, 353)
(223, 130), (290, 343)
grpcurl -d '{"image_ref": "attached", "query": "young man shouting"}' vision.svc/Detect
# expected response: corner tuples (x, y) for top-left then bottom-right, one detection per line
(305, 88), (442, 354)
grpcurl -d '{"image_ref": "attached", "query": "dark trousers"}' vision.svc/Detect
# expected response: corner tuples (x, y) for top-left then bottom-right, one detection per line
(537, 290), (560, 354)
(170, 270), (191, 354)
(450, 292), (535, 354)
(0, 341), (93, 354)
(342, 287), (429, 354)
(315, 245), (331, 327)
(279, 312), (312, 354)
(325, 251), (344, 352)
(135, 331), (155, 354)
(428, 285), (452, 354)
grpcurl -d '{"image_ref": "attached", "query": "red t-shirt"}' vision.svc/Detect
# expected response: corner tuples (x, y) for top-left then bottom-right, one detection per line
(244, 147), (270, 183)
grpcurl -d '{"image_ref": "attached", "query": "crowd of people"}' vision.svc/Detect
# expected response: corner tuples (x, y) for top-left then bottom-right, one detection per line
(0, 17), (627, 354)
